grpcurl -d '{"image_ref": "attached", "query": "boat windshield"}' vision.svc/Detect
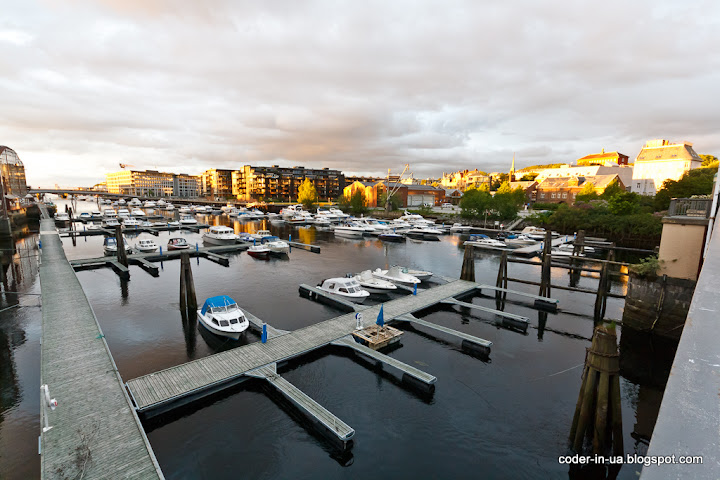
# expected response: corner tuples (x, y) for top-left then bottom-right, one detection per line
(218, 320), (230, 327)
(229, 318), (239, 324)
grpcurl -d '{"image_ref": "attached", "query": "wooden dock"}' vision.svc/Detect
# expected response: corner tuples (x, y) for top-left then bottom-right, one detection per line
(38, 216), (164, 479)
(125, 280), (481, 416)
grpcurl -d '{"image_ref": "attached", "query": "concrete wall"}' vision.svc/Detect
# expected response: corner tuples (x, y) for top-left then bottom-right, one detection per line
(657, 217), (708, 281)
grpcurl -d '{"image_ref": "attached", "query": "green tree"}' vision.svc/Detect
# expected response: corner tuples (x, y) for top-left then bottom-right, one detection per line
(575, 182), (598, 202)
(491, 173), (509, 190)
(700, 154), (718, 167)
(599, 179), (624, 200)
(492, 185), (525, 219)
(520, 173), (539, 181)
(379, 192), (402, 211)
(654, 167), (717, 211)
(347, 189), (368, 215)
(459, 186), (492, 219)
(608, 192), (641, 215)
(298, 179), (318, 210)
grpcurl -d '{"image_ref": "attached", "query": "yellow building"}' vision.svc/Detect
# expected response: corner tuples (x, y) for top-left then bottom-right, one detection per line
(106, 170), (200, 197)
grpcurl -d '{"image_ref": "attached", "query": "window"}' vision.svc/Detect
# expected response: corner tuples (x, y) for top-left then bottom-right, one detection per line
(540, 193), (545, 199)
(219, 320), (230, 327)
(339, 287), (348, 293)
(551, 193), (556, 199)
(562, 193), (567, 199)
(636, 183), (641, 188)
(229, 318), (238, 324)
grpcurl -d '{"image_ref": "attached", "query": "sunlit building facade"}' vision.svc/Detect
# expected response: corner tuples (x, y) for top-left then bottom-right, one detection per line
(0, 146), (29, 197)
(233, 165), (344, 202)
(631, 139), (702, 195)
(106, 170), (201, 197)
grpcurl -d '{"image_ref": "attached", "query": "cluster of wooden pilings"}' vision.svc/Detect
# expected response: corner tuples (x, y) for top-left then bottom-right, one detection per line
(179, 252), (198, 315)
(569, 323), (624, 457)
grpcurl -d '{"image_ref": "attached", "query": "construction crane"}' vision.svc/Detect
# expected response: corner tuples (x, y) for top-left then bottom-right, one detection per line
(385, 164), (410, 212)
(119, 163), (135, 169)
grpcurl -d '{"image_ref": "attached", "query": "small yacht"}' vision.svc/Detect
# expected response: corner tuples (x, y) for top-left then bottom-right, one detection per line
(354, 218), (391, 235)
(551, 248), (586, 260)
(398, 266), (432, 281)
(247, 244), (271, 259)
(117, 208), (131, 217)
(247, 229), (273, 241)
(131, 209), (146, 217)
(313, 217), (332, 227)
(261, 236), (290, 255)
(86, 222), (102, 230)
(179, 215), (197, 225)
(449, 223), (473, 233)
(372, 266), (421, 286)
(316, 277), (370, 303)
(54, 212), (70, 222)
(555, 243), (595, 254)
(103, 237), (133, 256)
(167, 220), (180, 228)
(164, 204), (175, 211)
(504, 234), (537, 247)
(202, 226), (237, 245)
(102, 218), (121, 228)
(353, 270), (398, 294)
(378, 232), (406, 242)
(79, 212), (92, 221)
(152, 220), (167, 227)
(102, 209), (117, 219)
(406, 226), (442, 241)
(90, 210), (103, 219)
(178, 206), (192, 214)
(521, 226), (548, 241)
(280, 204), (304, 219)
(157, 199), (167, 207)
(117, 199), (127, 206)
(464, 234), (506, 248)
(122, 217), (142, 228)
(197, 295), (249, 340)
(143, 200), (157, 208)
(167, 237), (190, 250)
(328, 208), (350, 220)
(135, 238), (159, 253)
(129, 198), (142, 207)
(334, 223), (366, 238)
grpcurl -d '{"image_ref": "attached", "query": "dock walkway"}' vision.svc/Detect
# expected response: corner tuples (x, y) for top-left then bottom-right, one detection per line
(125, 279), (480, 414)
(39, 216), (163, 479)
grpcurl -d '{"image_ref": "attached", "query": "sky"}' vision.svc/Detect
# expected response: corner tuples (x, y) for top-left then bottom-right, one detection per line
(1, 0), (719, 188)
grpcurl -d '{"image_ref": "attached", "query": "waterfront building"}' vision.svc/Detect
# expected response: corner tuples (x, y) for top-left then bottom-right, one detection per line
(577, 149), (629, 166)
(533, 164), (633, 191)
(508, 180), (538, 203)
(536, 174), (625, 205)
(343, 181), (377, 206)
(106, 170), (201, 197)
(0, 146), (29, 211)
(201, 169), (234, 198)
(439, 169), (490, 191)
(631, 139), (702, 195)
(233, 165), (344, 202)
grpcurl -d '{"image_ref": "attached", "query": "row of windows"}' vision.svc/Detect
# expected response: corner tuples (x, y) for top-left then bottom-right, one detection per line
(538, 192), (577, 199)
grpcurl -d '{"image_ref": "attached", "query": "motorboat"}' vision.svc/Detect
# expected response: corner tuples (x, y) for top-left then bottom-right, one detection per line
(79, 212), (92, 221)
(90, 210), (103, 219)
(313, 217), (332, 227)
(261, 236), (290, 255)
(504, 234), (538, 247)
(178, 206), (192, 214)
(164, 204), (175, 211)
(131, 209), (146, 217)
(179, 215), (197, 225)
(353, 270), (398, 294)
(281, 204), (305, 219)
(334, 223), (366, 238)
(464, 234), (506, 248)
(555, 243), (595, 254)
(129, 198), (142, 207)
(551, 248), (586, 260)
(117, 208), (130, 217)
(202, 226), (237, 245)
(399, 266), (432, 281)
(167, 220), (180, 228)
(521, 226), (548, 241)
(328, 207), (350, 221)
(54, 212), (70, 222)
(135, 238), (159, 252)
(102, 209), (117, 219)
(401, 211), (435, 226)
(86, 222), (102, 230)
(103, 236), (132, 255)
(406, 227), (442, 241)
(246, 229), (273, 241)
(152, 220), (167, 227)
(247, 244), (271, 259)
(140, 221), (153, 227)
(372, 266), (421, 285)
(449, 223), (473, 233)
(157, 199), (167, 207)
(122, 217), (142, 228)
(102, 218), (121, 228)
(315, 208), (340, 222)
(197, 295), (249, 340)
(316, 277), (370, 303)
(143, 201), (157, 208)
(354, 218), (392, 235)
(378, 232), (406, 242)
(167, 237), (190, 250)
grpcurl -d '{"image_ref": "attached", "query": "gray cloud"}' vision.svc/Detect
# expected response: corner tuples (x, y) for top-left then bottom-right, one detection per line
(1, 0), (719, 187)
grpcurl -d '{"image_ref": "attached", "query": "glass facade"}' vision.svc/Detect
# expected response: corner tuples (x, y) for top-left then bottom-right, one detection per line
(0, 146), (28, 197)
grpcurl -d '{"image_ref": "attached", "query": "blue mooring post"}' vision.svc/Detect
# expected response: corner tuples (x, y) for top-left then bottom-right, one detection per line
(159, 246), (163, 256)
(261, 324), (268, 343)
(413, 283), (417, 295)
(38, 240), (42, 249)
(195, 243), (199, 252)
(289, 234), (292, 253)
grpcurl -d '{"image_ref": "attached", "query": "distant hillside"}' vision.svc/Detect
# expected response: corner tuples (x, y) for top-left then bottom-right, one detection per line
(518, 163), (569, 172)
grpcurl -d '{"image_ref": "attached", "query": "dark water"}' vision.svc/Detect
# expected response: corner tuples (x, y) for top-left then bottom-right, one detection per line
(0, 199), (675, 479)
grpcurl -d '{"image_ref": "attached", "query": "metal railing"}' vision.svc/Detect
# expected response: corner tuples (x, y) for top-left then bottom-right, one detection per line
(667, 198), (712, 218)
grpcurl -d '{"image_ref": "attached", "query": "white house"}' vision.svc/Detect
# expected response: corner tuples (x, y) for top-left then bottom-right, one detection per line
(631, 139), (702, 195)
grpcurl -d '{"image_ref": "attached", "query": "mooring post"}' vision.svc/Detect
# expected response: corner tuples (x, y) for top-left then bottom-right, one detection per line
(179, 251), (198, 312)
(460, 244), (475, 282)
(538, 230), (552, 298)
(114, 225), (128, 267)
(570, 230), (585, 278)
(179, 253), (187, 313)
(569, 323), (623, 455)
(495, 251), (508, 302)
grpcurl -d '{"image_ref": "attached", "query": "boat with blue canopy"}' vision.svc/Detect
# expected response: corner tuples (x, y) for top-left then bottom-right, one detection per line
(197, 295), (249, 340)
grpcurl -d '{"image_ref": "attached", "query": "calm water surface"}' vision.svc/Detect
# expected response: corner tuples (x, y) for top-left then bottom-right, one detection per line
(0, 199), (673, 479)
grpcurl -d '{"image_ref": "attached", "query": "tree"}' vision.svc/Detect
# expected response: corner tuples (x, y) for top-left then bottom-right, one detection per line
(298, 179), (318, 210)
(700, 154), (718, 167)
(654, 167), (717, 211)
(607, 192), (641, 215)
(459, 186), (492, 219)
(379, 191), (402, 211)
(600, 179), (624, 200)
(493, 185), (525, 219)
(491, 173), (509, 190)
(347, 189), (368, 215)
(520, 173), (539, 181)
(576, 182), (598, 202)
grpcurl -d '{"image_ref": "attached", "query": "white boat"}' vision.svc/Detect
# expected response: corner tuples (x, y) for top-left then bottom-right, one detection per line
(281, 204), (304, 219)
(117, 199), (127, 206)
(401, 211), (435, 226)
(86, 222), (102, 230)
(464, 234), (506, 248)
(315, 208), (340, 222)
(178, 206), (191, 214)
(197, 295), (249, 340)
(504, 234), (537, 247)
(102, 209), (117, 219)
(247, 244), (271, 259)
(129, 198), (142, 207)
(167, 220), (180, 228)
(168, 237), (190, 250)
(202, 226), (237, 245)
(316, 277), (370, 303)
(313, 217), (332, 227)
(555, 243), (595, 254)
(328, 207), (350, 220)
(135, 238), (159, 252)
(260, 236), (290, 255)
(551, 248), (586, 260)
(179, 215), (197, 225)
(521, 226), (548, 241)
(90, 210), (103, 219)
(449, 223), (473, 233)
(399, 266), (432, 281)
(103, 236), (132, 255)
(353, 270), (398, 294)
(140, 221), (153, 227)
(334, 223), (366, 238)
(152, 220), (167, 227)
(164, 204), (175, 211)
(354, 218), (391, 235)
(143, 201), (157, 208)
(79, 212), (92, 221)
(122, 217), (142, 227)
(372, 266), (421, 285)
(406, 226), (442, 241)
(246, 229), (272, 241)
(131, 209), (146, 217)
(102, 218), (121, 228)
(117, 208), (131, 217)
(54, 212), (70, 222)
(157, 199), (167, 207)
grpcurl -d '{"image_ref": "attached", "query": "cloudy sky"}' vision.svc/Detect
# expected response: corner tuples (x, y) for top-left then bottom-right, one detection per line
(2, 0), (719, 187)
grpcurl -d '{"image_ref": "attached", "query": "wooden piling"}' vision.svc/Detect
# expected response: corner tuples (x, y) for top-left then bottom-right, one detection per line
(495, 251), (508, 302)
(179, 252), (198, 314)
(538, 230), (552, 299)
(114, 225), (128, 267)
(569, 323), (623, 455)
(460, 244), (475, 282)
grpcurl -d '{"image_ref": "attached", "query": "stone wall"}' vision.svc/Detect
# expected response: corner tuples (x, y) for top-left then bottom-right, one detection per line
(622, 273), (696, 341)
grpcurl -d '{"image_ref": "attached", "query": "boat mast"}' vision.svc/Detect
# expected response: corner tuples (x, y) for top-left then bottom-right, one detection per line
(385, 164), (410, 212)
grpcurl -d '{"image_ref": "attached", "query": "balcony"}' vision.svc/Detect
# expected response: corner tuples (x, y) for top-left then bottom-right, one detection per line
(668, 198), (712, 218)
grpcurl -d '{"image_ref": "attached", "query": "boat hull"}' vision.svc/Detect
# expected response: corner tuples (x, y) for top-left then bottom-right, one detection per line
(317, 288), (368, 304)
(248, 250), (270, 259)
(202, 236), (237, 246)
(378, 234), (405, 242)
(197, 314), (247, 340)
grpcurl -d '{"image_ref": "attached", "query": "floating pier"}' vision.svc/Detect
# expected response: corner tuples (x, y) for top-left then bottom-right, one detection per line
(37, 214), (164, 478)
(350, 324), (404, 349)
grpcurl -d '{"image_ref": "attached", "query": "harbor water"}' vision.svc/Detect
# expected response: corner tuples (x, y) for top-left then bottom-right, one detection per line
(0, 199), (675, 479)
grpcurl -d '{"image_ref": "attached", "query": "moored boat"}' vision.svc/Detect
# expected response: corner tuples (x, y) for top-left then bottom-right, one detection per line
(197, 295), (249, 340)
(353, 270), (398, 294)
(464, 234), (506, 248)
(202, 226), (237, 245)
(135, 238), (159, 252)
(247, 244), (270, 259)
(316, 277), (370, 303)
(372, 266), (421, 285)
(103, 236), (132, 256)
(167, 237), (190, 250)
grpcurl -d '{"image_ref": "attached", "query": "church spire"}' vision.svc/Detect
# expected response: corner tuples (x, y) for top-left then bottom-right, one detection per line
(510, 153), (516, 182)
